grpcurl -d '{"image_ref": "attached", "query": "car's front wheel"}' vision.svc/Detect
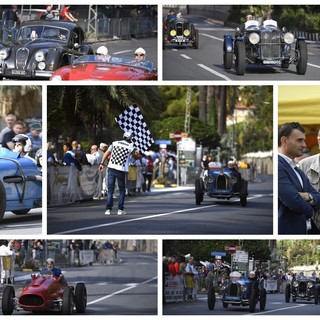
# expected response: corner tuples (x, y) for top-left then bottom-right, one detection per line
(259, 288), (267, 311)
(285, 284), (291, 303)
(195, 178), (204, 205)
(207, 284), (215, 310)
(2, 285), (15, 315)
(295, 40), (308, 75)
(62, 287), (74, 315)
(235, 41), (245, 75)
(0, 180), (6, 223)
(75, 283), (87, 313)
(11, 209), (31, 215)
(193, 29), (199, 49)
(223, 52), (233, 69)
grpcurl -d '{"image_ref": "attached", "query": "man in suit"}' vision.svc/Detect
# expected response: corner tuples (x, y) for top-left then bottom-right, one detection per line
(278, 122), (320, 234)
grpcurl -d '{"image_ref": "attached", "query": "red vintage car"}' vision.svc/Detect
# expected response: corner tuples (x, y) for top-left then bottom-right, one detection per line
(50, 55), (157, 81)
(1, 272), (87, 315)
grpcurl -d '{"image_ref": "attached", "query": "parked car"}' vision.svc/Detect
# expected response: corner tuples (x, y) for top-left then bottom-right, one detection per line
(210, 271), (267, 313)
(0, 148), (42, 222)
(0, 20), (92, 80)
(223, 19), (308, 75)
(285, 275), (320, 304)
(163, 16), (199, 49)
(195, 162), (248, 206)
(1, 272), (87, 315)
(50, 55), (157, 81)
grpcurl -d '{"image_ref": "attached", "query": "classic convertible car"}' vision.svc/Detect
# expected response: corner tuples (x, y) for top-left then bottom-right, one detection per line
(217, 271), (267, 313)
(285, 274), (320, 304)
(0, 20), (92, 80)
(195, 162), (248, 206)
(0, 148), (42, 223)
(1, 272), (87, 315)
(50, 55), (157, 80)
(223, 19), (307, 75)
(163, 16), (199, 49)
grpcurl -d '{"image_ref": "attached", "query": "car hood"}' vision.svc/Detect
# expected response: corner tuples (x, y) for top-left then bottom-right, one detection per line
(11, 39), (65, 51)
(52, 62), (156, 81)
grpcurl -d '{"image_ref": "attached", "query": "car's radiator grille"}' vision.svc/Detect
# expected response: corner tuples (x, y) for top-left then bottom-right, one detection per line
(176, 23), (183, 36)
(19, 294), (44, 306)
(298, 282), (307, 292)
(229, 283), (238, 296)
(216, 175), (227, 189)
(16, 48), (29, 69)
(260, 30), (281, 59)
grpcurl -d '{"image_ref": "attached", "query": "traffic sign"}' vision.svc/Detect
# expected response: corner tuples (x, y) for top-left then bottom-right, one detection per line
(211, 251), (226, 257)
(174, 130), (182, 141)
(228, 243), (237, 254)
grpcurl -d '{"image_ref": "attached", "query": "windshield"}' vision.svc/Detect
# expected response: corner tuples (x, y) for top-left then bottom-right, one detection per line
(73, 55), (155, 72)
(17, 26), (69, 43)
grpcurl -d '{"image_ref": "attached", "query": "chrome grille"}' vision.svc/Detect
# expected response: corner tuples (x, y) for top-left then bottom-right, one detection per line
(229, 283), (238, 296)
(216, 175), (227, 189)
(298, 281), (307, 292)
(16, 48), (29, 69)
(176, 23), (183, 36)
(260, 30), (281, 59)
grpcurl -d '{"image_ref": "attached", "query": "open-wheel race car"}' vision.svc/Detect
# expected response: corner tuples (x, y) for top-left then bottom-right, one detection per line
(208, 271), (267, 313)
(0, 20), (92, 80)
(195, 162), (248, 207)
(223, 19), (308, 75)
(1, 272), (87, 315)
(0, 148), (42, 223)
(163, 17), (199, 49)
(285, 274), (320, 304)
(50, 55), (157, 81)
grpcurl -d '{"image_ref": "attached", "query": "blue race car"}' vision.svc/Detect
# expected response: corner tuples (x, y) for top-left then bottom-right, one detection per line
(195, 162), (248, 207)
(0, 148), (42, 222)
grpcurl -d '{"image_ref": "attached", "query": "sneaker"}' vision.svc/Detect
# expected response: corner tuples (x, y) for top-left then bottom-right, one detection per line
(105, 209), (111, 215)
(117, 209), (126, 215)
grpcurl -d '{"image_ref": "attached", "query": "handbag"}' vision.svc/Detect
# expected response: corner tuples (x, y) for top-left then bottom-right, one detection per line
(312, 209), (320, 230)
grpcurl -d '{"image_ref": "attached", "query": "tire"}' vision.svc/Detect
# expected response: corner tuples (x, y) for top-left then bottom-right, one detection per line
(62, 287), (74, 315)
(207, 284), (215, 310)
(222, 301), (228, 308)
(240, 194), (247, 207)
(75, 283), (87, 313)
(259, 288), (267, 311)
(295, 40), (308, 75)
(193, 29), (199, 49)
(2, 285), (15, 315)
(11, 209), (30, 215)
(315, 289), (319, 305)
(235, 41), (245, 75)
(223, 52), (233, 69)
(281, 59), (290, 69)
(285, 284), (291, 303)
(0, 180), (6, 223)
(195, 179), (203, 205)
(249, 285), (257, 313)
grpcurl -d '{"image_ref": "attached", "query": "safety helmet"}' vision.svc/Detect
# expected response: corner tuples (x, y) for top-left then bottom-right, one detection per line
(12, 134), (32, 152)
(123, 131), (133, 141)
(35, 148), (43, 167)
(96, 45), (109, 56)
(135, 47), (146, 55)
(249, 271), (256, 279)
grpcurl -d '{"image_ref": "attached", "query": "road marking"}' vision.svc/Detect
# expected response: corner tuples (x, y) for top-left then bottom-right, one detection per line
(114, 50), (132, 55)
(56, 193), (268, 234)
(87, 276), (157, 305)
(197, 64), (232, 81)
(251, 303), (307, 315)
(308, 63), (320, 69)
(200, 33), (223, 42)
(180, 54), (192, 59)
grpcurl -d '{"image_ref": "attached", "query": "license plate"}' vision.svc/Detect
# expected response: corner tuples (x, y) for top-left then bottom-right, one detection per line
(262, 60), (281, 65)
(11, 70), (27, 75)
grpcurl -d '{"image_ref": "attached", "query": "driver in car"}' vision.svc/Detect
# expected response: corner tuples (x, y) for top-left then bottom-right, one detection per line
(42, 258), (62, 277)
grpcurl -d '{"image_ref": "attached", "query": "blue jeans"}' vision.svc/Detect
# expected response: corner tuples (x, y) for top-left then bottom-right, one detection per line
(106, 168), (126, 210)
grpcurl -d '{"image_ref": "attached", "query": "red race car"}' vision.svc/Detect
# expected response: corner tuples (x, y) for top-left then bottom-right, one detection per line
(50, 55), (157, 81)
(1, 272), (87, 315)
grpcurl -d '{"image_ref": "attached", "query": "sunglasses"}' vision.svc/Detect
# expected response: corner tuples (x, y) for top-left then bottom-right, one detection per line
(135, 53), (145, 57)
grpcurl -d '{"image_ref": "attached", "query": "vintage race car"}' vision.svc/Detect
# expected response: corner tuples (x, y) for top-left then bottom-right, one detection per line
(0, 148), (42, 223)
(285, 275), (320, 304)
(223, 19), (307, 75)
(0, 20), (93, 80)
(50, 55), (157, 81)
(195, 162), (248, 207)
(163, 17), (199, 49)
(208, 272), (266, 313)
(1, 272), (87, 315)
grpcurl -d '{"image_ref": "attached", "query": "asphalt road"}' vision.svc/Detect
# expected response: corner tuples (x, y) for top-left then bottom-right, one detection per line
(0, 250), (157, 315)
(0, 208), (42, 235)
(163, 292), (320, 315)
(47, 175), (273, 235)
(163, 15), (320, 81)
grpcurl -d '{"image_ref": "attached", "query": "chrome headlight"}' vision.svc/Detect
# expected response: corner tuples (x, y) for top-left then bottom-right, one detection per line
(35, 51), (45, 62)
(249, 32), (260, 45)
(240, 284), (247, 292)
(293, 281), (299, 287)
(37, 62), (46, 70)
(183, 29), (190, 37)
(307, 281), (314, 289)
(50, 75), (62, 81)
(283, 32), (294, 44)
(170, 30), (177, 37)
(0, 48), (9, 60)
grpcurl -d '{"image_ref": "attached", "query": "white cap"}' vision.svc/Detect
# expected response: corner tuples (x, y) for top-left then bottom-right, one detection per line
(135, 47), (146, 55)
(176, 12), (182, 18)
(99, 143), (108, 148)
(96, 46), (109, 56)
(228, 160), (234, 165)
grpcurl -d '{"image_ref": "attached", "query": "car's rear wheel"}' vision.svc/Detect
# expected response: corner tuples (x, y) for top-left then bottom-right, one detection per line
(207, 284), (215, 310)
(0, 180), (6, 223)
(235, 41), (245, 75)
(223, 52), (233, 69)
(296, 40), (308, 75)
(285, 284), (291, 302)
(195, 178), (204, 205)
(62, 287), (74, 315)
(240, 179), (248, 207)
(315, 288), (319, 305)
(2, 285), (15, 315)
(11, 209), (30, 215)
(75, 283), (87, 313)
(193, 29), (199, 49)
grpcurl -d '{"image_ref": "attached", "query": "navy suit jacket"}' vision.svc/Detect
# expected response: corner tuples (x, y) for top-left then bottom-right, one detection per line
(278, 155), (320, 234)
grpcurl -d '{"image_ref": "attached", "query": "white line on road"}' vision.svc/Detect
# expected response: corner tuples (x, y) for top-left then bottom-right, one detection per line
(180, 54), (192, 59)
(197, 64), (232, 81)
(200, 33), (223, 42)
(308, 63), (320, 69)
(87, 276), (157, 305)
(250, 303), (307, 315)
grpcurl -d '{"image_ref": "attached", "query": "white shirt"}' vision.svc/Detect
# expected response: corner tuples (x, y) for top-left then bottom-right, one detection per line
(107, 140), (135, 172)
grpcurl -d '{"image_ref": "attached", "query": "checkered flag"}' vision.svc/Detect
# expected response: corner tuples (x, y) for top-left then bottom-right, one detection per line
(115, 105), (154, 152)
